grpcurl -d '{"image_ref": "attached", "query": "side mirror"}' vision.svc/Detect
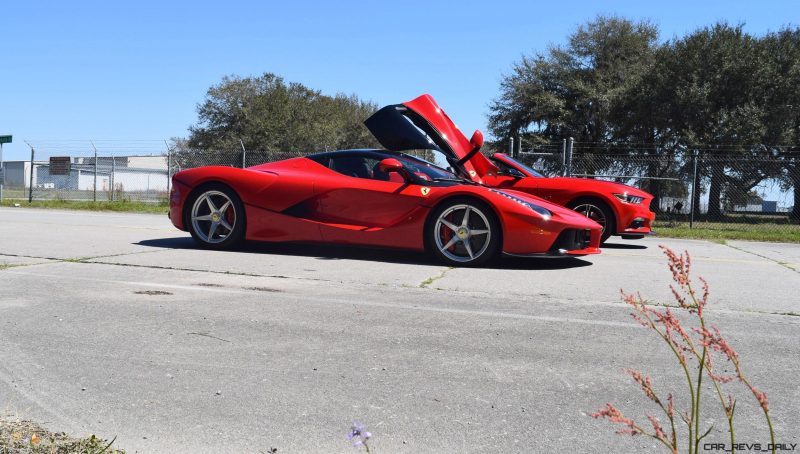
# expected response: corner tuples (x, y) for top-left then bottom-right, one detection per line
(378, 158), (404, 174)
(470, 130), (484, 150)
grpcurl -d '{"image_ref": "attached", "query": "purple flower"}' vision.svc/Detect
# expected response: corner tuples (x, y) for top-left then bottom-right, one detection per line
(347, 421), (372, 450)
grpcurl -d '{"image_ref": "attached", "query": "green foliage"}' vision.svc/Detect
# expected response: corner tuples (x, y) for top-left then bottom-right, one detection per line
(489, 15), (659, 143)
(186, 73), (379, 154)
(490, 16), (800, 221)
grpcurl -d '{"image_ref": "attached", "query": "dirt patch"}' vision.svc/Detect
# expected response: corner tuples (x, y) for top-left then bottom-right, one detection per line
(0, 417), (124, 453)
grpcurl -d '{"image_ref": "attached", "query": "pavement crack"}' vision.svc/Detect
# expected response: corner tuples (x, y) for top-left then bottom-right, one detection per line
(187, 332), (231, 343)
(419, 267), (454, 288)
(724, 243), (800, 274)
(85, 259), (335, 283)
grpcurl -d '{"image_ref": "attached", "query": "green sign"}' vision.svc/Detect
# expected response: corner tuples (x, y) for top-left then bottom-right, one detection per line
(0, 135), (11, 144)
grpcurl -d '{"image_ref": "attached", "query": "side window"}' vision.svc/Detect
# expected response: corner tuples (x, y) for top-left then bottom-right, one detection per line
(329, 156), (381, 180)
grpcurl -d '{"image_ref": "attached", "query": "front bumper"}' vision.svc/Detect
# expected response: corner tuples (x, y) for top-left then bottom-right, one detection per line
(617, 204), (656, 235)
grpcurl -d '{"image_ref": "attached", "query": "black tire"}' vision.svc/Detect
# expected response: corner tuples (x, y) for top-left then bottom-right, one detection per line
(426, 198), (501, 266)
(567, 197), (616, 243)
(184, 183), (246, 250)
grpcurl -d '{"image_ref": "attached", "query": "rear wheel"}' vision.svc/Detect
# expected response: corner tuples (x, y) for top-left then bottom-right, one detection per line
(567, 197), (615, 243)
(427, 199), (500, 266)
(186, 184), (246, 249)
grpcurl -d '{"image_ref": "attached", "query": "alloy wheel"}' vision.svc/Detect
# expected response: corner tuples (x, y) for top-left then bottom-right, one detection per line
(433, 204), (492, 263)
(190, 190), (237, 244)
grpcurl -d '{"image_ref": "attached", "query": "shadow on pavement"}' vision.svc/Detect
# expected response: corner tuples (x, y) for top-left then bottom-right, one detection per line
(137, 237), (593, 271)
(601, 241), (648, 250)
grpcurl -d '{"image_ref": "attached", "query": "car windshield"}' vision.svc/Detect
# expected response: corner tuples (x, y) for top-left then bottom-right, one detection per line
(399, 149), (465, 180)
(495, 155), (546, 178)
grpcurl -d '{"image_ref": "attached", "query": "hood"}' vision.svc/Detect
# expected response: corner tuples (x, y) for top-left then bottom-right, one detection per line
(552, 177), (652, 199)
(364, 94), (498, 182)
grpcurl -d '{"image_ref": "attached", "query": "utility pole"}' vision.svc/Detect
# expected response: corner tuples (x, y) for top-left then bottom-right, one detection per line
(24, 141), (34, 203)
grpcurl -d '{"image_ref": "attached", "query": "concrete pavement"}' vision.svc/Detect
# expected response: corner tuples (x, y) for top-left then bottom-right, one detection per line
(1, 207), (798, 453)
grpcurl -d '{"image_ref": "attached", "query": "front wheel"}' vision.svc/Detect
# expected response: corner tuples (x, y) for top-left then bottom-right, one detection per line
(567, 198), (615, 243)
(427, 199), (500, 266)
(186, 184), (246, 250)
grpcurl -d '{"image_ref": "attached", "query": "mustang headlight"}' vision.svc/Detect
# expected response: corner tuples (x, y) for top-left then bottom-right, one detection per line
(613, 192), (644, 204)
(490, 189), (551, 220)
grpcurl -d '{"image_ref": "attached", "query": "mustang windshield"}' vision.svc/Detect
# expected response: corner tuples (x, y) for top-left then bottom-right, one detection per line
(495, 155), (546, 178)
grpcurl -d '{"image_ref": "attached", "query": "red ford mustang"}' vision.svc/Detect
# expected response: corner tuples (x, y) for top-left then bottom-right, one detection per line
(387, 95), (656, 243)
(169, 108), (603, 265)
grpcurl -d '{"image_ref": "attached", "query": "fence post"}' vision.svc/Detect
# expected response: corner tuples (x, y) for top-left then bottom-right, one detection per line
(566, 137), (574, 177)
(91, 141), (98, 202)
(561, 139), (567, 176)
(508, 137), (514, 157)
(239, 139), (247, 168)
(111, 155), (115, 202)
(689, 150), (698, 229)
(166, 145), (172, 196)
(28, 145), (34, 203)
(0, 142), (4, 202)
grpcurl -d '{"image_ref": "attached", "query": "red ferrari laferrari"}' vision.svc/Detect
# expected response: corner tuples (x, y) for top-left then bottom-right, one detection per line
(387, 95), (656, 243)
(169, 105), (603, 265)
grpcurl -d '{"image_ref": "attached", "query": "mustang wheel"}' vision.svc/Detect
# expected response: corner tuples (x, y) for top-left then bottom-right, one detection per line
(428, 199), (500, 266)
(568, 198), (615, 243)
(187, 184), (245, 249)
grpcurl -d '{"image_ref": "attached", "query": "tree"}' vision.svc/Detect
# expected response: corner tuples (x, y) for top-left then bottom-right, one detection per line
(488, 15), (659, 144)
(656, 24), (769, 218)
(759, 28), (800, 222)
(185, 73), (379, 160)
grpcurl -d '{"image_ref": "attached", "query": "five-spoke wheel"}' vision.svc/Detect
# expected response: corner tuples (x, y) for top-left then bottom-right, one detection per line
(428, 199), (499, 266)
(186, 184), (245, 249)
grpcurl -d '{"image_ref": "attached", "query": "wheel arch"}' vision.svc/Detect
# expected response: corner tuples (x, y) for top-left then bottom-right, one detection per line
(566, 194), (620, 226)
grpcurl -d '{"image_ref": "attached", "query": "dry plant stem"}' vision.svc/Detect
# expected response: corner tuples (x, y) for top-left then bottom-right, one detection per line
(668, 248), (775, 454)
(597, 247), (776, 454)
(731, 354), (776, 451)
(639, 305), (695, 454)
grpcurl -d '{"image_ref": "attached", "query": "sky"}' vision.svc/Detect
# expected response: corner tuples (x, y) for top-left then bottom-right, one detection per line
(1, 0), (799, 161)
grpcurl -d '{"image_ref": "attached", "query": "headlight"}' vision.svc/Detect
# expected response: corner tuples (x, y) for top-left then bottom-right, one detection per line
(490, 189), (551, 220)
(613, 192), (644, 204)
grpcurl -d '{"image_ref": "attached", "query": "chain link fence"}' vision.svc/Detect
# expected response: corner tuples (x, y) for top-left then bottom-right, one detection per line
(4, 140), (799, 236)
(511, 139), (800, 236)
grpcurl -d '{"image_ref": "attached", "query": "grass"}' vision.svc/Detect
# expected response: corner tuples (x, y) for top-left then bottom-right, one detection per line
(654, 220), (800, 243)
(0, 199), (168, 214)
(0, 417), (124, 453)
